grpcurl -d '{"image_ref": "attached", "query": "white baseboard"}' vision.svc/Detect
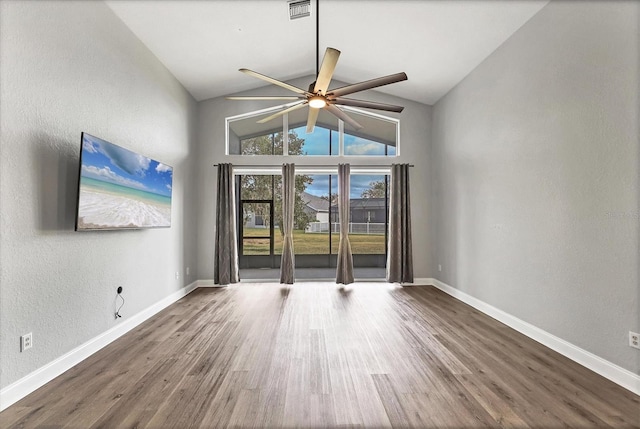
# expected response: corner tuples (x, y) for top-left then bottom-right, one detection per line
(0, 281), (198, 412)
(429, 278), (640, 396)
(196, 279), (224, 287)
(201, 278), (392, 285)
(401, 277), (434, 286)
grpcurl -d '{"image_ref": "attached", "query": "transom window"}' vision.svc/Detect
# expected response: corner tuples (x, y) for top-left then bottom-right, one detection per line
(227, 104), (399, 156)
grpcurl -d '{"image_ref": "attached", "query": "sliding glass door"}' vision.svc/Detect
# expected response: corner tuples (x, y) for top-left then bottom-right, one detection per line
(237, 172), (389, 270)
(344, 174), (389, 268)
(293, 174), (337, 268)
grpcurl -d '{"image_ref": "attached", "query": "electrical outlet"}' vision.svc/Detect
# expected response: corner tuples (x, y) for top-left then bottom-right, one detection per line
(630, 331), (640, 349)
(21, 332), (32, 352)
(175, 271), (180, 280)
(438, 264), (442, 272)
(186, 267), (190, 276)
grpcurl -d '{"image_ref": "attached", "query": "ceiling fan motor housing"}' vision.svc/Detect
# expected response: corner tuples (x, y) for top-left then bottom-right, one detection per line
(308, 95), (327, 109)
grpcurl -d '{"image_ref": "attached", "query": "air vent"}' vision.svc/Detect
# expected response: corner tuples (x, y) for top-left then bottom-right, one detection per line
(288, 0), (311, 20)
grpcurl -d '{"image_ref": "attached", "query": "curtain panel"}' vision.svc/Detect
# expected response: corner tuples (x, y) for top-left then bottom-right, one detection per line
(336, 164), (355, 284)
(386, 163), (413, 283)
(214, 163), (239, 285)
(280, 163), (296, 284)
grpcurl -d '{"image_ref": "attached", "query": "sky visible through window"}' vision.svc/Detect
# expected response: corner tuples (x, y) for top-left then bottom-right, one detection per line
(304, 174), (385, 199)
(292, 126), (395, 157)
(344, 134), (393, 156)
(290, 126), (335, 156)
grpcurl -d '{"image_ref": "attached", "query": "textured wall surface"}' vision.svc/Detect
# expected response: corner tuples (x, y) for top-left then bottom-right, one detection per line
(431, 1), (639, 373)
(0, 1), (198, 389)
(195, 78), (432, 280)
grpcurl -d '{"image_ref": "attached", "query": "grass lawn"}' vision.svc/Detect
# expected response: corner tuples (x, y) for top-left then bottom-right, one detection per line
(241, 228), (385, 255)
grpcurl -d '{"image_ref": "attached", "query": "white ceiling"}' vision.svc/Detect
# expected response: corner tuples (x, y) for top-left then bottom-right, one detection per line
(106, 0), (549, 105)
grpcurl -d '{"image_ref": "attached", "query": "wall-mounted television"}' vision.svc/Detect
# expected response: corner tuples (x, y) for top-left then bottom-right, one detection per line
(75, 133), (173, 231)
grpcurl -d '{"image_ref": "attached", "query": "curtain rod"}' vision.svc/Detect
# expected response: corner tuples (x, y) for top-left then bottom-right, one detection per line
(213, 164), (414, 168)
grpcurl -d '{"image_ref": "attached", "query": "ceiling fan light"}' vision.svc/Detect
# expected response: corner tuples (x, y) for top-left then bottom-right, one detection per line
(308, 96), (326, 109)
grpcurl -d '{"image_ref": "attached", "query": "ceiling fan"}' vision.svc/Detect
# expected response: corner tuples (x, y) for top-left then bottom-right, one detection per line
(226, 1), (407, 132)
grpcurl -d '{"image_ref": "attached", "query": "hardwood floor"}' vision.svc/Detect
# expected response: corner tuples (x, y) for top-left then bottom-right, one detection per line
(2, 283), (639, 428)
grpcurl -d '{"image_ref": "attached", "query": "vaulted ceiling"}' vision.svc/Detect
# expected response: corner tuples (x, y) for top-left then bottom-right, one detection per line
(107, 0), (549, 105)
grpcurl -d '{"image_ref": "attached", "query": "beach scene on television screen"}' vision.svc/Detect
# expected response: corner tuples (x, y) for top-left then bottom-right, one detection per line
(77, 134), (172, 229)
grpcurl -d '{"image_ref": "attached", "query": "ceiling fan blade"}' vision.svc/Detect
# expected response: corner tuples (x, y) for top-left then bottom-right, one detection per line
(313, 47), (340, 95)
(226, 96), (305, 101)
(257, 102), (307, 124)
(306, 107), (320, 133)
(325, 104), (363, 131)
(331, 97), (404, 113)
(239, 68), (310, 95)
(327, 72), (408, 98)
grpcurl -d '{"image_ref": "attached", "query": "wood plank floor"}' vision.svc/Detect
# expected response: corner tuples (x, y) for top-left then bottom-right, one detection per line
(2, 283), (639, 428)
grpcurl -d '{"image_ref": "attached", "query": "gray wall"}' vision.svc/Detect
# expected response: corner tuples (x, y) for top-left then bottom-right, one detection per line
(431, 1), (639, 373)
(0, 1), (198, 388)
(196, 77), (432, 279)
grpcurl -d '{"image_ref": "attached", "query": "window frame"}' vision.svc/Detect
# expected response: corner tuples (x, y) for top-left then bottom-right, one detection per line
(226, 104), (400, 157)
(235, 168), (390, 269)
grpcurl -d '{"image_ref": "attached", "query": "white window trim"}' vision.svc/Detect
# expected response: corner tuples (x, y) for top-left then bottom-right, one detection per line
(233, 166), (391, 176)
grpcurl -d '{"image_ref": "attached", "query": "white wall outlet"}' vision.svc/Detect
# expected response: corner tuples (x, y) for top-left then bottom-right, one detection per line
(438, 264), (442, 272)
(21, 332), (32, 352)
(175, 271), (179, 280)
(630, 331), (640, 349)
(186, 267), (190, 276)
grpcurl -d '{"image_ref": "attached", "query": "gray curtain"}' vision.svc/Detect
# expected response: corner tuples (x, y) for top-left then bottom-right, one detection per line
(336, 164), (354, 284)
(280, 163), (295, 284)
(386, 163), (413, 283)
(214, 163), (239, 285)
